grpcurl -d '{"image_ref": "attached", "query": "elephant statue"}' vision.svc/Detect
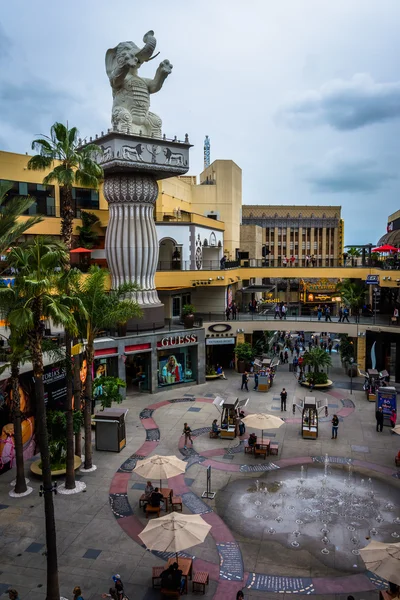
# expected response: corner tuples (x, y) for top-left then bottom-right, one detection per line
(105, 31), (173, 138)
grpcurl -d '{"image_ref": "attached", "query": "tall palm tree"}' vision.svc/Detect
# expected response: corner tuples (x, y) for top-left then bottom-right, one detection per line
(302, 347), (332, 374)
(6, 237), (80, 600)
(28, 122), (103, 489)
(336, 279), (367, 320)
(72, 266), (142, 470)
(27, 122), (103, 250)
(0, 181), (43, 254)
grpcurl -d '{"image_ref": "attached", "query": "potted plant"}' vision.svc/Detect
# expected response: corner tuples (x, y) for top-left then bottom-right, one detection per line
(182, 304), (195, 329)
(234, 342), (254, 373)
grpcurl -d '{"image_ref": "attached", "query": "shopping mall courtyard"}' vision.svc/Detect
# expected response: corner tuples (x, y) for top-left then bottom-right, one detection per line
(0, 348), (399, 600)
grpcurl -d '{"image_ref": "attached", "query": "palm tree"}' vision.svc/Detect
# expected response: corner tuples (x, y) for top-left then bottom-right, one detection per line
(346, 247), (361, 267)
(336, 279), (367, 320)
(6, 237), (80, 600)
(0, 181), (43, 254)
(72, 266), (142, 470)
(27, 122), (103, 250)
(28, 123), (103, 490)
(302, 347), (332, 374)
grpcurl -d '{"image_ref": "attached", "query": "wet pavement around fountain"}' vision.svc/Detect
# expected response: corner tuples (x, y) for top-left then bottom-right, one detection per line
(0, 346), (399, 599)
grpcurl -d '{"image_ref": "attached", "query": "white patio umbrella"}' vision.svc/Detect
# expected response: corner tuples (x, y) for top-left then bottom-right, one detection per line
(392, 424), (400, 435)
(133, 454), (186, 490)
(139, 511), (212, 559)
(242, 413), (284, 443)
(359, 541), (400, 586)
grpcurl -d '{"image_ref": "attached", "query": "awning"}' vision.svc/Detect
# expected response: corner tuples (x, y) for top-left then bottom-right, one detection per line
(240, 285), (275, 293)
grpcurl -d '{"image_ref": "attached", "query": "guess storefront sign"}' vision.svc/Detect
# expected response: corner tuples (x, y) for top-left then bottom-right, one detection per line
(157, 334), (197, 348)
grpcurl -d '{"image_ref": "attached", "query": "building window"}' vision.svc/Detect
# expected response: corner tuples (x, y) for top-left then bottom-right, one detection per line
(1, 180), (56, 216)
(206, 213), (218, 220)
(72, 187), (99, 216)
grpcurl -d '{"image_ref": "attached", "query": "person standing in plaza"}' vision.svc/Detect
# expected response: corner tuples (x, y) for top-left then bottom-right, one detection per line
(376, 406), (384, 432)
(280, 388), (287, 411)
(73, 587), (84, 600)
(317, 304), (323, 321)
(231, 301), (237, 320)
(241, 371), (249, 391)
(225, 305), (231, 320)
(325, 305), (332, 322)
(331, 414), (339, 439)
(338, 306), (343, 322)
(253, 372), (259, 390)
(8, 591), (20, 600)
(342, 306), (350, 323)
(183, 423), (193, 448)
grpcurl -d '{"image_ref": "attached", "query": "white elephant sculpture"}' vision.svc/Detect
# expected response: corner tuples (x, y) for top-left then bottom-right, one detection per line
(105, 31), (172, 138)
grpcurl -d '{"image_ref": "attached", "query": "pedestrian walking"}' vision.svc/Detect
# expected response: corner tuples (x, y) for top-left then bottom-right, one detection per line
(284, 350), (288, 363)
(283, 256), (288, 267)
(331, 414), (339, 439)
(183, 423), (193, 449)
(305, 255), (310, 267)
(241, 371), (249, 391)
(325, 306), (332, 322)
(311, 255), (316, 267)
(338, 306), (343, 322)
(253, 372), (259, 390)
(231, 301), (237, 320)
(274, 303), (280, 319)
(342, 307), (350, 323)
(281, 303), (287, 320)
(73, 587), (85, 600)
(225, 306), (231, 320)
(390, 408), (397, 429)
(237, 591), (245, 600)
(220, 255), (226, 270)
(280, 388), (287, 411)
(376, 407), (384, 432)
(317, 304), (322, 321)
(328, 342), (333, 354)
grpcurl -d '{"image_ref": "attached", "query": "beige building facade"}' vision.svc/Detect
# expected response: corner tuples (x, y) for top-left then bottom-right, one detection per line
(242, 205), (344, 267)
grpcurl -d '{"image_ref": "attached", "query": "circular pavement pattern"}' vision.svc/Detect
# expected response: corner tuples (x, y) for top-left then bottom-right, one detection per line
(109, 395), (398, 597)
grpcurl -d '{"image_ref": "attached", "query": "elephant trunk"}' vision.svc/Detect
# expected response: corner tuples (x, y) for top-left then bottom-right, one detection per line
(136, 30), (157, 63)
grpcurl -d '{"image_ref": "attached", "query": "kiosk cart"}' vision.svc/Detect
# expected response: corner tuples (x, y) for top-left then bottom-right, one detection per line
(213, 395), (249, 439)
(292, 396), (328, 440)
(94, 408), (128, 452)
(365, 369), (379, 401)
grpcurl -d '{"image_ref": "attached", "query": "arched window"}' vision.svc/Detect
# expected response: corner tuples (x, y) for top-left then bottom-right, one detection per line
(209, 232), (217, 246)
(203, 239), (208, 247)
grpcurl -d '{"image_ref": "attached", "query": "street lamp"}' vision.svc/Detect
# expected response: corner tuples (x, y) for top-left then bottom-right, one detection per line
(373, 287), (379, 325)
(349, 357), (358, 395)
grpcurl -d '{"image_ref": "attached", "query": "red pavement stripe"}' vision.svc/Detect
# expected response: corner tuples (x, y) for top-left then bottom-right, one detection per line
(136, 440), (159, 456)
(141, 417), (158, 430)
(201, 448), (226, 457)
(313, 573), (375, 594)
(109, 473), (131, 494)
(118, 514), (145, 544)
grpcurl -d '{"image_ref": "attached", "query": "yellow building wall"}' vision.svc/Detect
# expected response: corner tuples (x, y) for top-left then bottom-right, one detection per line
(192, 160), (242, 258)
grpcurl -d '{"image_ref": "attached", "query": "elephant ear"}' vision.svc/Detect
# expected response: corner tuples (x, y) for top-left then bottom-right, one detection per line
(105, 46), (118, 79)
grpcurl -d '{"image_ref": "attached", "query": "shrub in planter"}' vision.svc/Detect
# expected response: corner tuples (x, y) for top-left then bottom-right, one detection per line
(306, 372), (328, 385)
(182, 304), (195, 328)
(94, 376), (126, 410)
(234, 342), (255, 372)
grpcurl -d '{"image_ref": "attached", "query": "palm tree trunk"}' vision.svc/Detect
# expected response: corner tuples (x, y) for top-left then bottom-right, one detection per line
(74, 345), (82, 458)
(31, 337), (60, 600)
(60, 186), (74, 252)
(64, 331), (75, 489)
(84, 342), (94, 470)
(11, 363), (27, 495)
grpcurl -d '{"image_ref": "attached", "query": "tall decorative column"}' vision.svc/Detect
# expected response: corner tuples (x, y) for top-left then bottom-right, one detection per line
(94, 132), (191, 330)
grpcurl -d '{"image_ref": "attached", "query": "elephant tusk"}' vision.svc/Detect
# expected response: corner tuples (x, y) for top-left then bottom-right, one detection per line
(147, 51), (160, 62)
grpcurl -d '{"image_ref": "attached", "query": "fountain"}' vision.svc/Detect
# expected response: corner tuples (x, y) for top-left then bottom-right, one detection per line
(217, 464), (399, 576)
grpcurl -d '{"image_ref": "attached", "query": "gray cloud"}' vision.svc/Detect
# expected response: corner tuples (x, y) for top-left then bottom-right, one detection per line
(306, 150), (397, 193)
(279, 74), (400, 130)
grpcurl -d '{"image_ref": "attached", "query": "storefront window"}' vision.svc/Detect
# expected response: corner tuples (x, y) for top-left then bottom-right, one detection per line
(125, 353), (151, 391)
(158, 346), (197, 387)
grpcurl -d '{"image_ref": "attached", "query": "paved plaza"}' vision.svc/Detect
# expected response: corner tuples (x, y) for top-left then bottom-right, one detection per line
(0, 350), (399, 600)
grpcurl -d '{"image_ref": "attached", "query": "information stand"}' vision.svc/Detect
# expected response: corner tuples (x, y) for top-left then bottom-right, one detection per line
(213, 396), (248, 439)
(202, 465), (216, 499)
(377, 387), (397, 426)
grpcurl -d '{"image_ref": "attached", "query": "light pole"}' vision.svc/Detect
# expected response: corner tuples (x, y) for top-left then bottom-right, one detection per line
(373, 287), (378, 325)
(349, 357), (354, 395)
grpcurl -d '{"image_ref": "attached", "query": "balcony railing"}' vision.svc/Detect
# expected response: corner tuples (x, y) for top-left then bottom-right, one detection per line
(157, 259), (240, 271)
(241, 258), (400, 269)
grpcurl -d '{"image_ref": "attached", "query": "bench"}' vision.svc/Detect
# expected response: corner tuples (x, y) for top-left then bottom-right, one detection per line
(269, 443), (279, 456)
(192, 571), (209, 594)
(171, 496), (183, 512)
(152, 566), (164, 588)
(146, 505), (161, 518)
(161, 589), (180, 599)
(209, 431), (219, 439)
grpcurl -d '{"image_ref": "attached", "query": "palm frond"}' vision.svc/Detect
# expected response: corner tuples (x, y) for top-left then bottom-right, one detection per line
(27, 154), (53, 171)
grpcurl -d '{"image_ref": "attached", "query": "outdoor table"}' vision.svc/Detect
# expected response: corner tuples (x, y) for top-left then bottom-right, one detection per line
(160, 487), (173, 511)
(167, 556), (193, 594)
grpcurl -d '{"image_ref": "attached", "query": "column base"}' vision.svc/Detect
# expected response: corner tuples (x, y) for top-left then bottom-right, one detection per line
(126, 304), (165, 332)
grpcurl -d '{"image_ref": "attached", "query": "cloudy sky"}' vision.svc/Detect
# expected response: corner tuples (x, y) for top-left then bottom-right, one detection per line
(1, 0), (400, 244)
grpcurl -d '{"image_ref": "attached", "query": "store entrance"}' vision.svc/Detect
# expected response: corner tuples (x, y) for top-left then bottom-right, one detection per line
(125, 352), (151, 392)
(206, 341), (235, 369)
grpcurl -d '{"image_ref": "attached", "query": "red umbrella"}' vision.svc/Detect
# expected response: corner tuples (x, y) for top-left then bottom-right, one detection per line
(70, 247), (93, 253)
(372, 245), (399, 253)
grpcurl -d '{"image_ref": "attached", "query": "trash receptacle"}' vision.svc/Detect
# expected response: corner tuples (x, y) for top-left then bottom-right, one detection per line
(94, 408), (128, 452)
